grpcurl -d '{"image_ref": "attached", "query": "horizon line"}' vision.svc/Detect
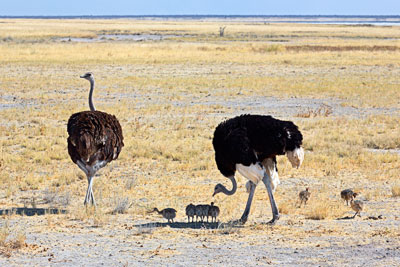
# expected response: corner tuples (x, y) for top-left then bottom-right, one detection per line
(1, 14), (400, 18)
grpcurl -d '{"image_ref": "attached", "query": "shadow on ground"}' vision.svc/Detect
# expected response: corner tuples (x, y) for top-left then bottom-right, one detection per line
(0, 207), (67, 216)
(133, 221), (244, 230)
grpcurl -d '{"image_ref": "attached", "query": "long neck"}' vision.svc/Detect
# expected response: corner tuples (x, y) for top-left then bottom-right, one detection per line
(154, 208), (161, 214)
(221, 176), (237, 195)
(88, 78), (96, 111)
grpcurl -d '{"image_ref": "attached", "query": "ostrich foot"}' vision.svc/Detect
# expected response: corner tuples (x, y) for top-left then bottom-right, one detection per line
(266, 215), (280, 225)
(231, 218), (247, 225)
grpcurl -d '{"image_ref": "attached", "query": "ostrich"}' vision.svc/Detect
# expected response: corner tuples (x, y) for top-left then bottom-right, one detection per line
(67, 72), (124, 206)
(195, 204), (209, 222)
(185, 203), (196, 223)
(151, 208), (177, 223)
(299, 187), (311, 207)
(350, 199), (364, 218)
(212, 114), (304, 225)
(341, 189), (358, 206)
(208, 202), (220, 223)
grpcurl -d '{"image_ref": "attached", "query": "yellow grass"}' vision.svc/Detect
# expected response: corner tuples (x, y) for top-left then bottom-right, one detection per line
(0, 18), (399, 264)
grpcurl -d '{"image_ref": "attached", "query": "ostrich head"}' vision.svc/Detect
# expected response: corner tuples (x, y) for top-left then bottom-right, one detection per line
(212, 184), (224, 197)
(286, 147), (304, 169)
(80, 72), (94, 81)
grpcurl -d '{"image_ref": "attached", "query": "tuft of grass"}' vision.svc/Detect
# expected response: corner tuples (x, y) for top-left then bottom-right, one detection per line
(0, 223), (26, 257)
(111, 196), (131, 215)
(305, 199), (347, 220)
(296, 104), (333, 118)
(392, 185), (400, 197)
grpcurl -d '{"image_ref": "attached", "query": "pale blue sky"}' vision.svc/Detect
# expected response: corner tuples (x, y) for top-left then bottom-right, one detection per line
(1, 0), (399, 16)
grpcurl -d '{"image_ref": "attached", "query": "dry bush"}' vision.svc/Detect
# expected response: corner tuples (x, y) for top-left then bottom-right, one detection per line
(296, 104), (333, 118)
(0, 223), (26, 257)
(250, 44), (285, 53)
(111, 196), (131, 215)
(278, 199), (297, 215)
(215, 223), (240, 235)
(42, 188), (71, 208)
(392, 185), (400, 197)
(305, 199), (347, 220)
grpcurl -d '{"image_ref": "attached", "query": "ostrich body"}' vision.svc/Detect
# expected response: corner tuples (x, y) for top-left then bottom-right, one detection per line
(208, 202), (220, 223)
(185, 203), (196, 223)
(152, 208), (177, 223)
(67, 72), (124, 206)
(299, 187), (311, 207)
(195, 204), (209, 222)
(212, 114), (304, 225)
(350, 199), (363, 218)
(341, 189), (358, 206)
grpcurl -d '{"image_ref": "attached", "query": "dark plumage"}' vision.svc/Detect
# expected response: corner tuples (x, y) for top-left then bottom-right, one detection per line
(67, 72), (124, 206)
(341, 189), (358, 206)
(212, 114), (304, 225)
(208, 202), (220, 223)
(151, 208), (177, 223)
(67, 111), (123, 165)
(213, 114), (303, 178)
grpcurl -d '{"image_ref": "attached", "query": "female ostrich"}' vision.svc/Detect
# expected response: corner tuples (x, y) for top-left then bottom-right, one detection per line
(67, 72), (124, 206)
(212, 114), (304, 225)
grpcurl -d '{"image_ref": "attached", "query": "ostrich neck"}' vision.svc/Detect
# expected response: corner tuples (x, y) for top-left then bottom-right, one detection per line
(221, 176), (237, 195)
(88, 79), (96, 111)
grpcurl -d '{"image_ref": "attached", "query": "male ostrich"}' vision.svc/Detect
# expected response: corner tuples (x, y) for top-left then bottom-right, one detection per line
(212, 114), (304, 225)
(67, 72), (124, 206)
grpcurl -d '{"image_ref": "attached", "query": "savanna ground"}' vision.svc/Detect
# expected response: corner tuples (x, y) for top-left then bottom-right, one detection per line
(0, 18), (399, 266)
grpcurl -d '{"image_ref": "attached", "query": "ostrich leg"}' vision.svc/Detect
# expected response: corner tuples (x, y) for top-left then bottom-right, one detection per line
(88, 175), (96, 206)
(237, 181), (257, 224)
(262, 171), (280, 225)
(84, 175), (93, 206)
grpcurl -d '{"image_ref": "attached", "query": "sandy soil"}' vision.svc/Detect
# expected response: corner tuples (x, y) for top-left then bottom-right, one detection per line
(1, 91), (399, 266)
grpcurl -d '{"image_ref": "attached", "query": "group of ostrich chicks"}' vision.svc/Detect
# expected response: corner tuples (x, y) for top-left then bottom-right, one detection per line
(299, 187), (364, 218)
(150, 202), (220, 224)
(152, 187), (363, 224)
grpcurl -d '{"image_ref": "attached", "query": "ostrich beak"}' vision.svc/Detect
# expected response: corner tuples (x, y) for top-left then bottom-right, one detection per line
(80, 75), (85, 78)
(212, 192), (216, 197)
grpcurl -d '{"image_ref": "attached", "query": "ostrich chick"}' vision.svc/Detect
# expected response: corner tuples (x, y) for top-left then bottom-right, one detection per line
(208, 202), (220, 223)
(341, 189), (358, 206)
(151, 208), (177, 223)
(185, 203), (196, 223)
(299, 187), (311, 207)
(350, 199), (364, 218)
(195, 205), (210, 222)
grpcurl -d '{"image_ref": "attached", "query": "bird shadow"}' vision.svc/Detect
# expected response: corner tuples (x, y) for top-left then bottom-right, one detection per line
(0, 207), (67, 216)
(336, 215), (356, 220)
(133, 221), (244, 230)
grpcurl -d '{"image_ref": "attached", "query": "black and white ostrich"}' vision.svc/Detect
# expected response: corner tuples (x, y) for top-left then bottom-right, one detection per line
(67, 72), (124, 206)
(212, 114), (304, 224)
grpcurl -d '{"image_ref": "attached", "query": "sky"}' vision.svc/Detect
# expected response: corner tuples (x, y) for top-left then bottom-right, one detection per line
(0, 0), (399, 16)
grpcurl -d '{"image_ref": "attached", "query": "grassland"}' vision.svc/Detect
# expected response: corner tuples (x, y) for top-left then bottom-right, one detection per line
(0, 19), (399, 265)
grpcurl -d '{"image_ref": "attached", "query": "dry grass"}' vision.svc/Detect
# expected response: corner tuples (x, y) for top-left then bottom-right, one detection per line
(392, 185), (400, 197)
(0, 18), (399, 264)
(0, 222), (27, 258)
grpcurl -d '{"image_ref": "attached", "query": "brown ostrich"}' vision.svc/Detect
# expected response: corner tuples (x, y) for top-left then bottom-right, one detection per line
(299, 187), (311, 207)
(350, 199), (364, 218)
(341, 189), (358, 206)
(67, 72), (124, 206)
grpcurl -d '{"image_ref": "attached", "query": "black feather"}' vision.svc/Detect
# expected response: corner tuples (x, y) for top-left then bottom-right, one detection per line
(212, 114), (302, 177)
